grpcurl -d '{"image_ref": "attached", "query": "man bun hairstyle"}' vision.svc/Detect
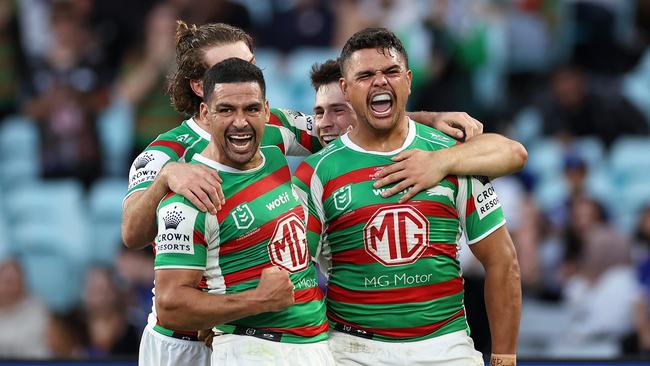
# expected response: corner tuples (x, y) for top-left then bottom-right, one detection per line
(202, 58), (266, 104)
(339, 27), (408, 75)
(167, 21), (254, 116)
(310, 59), (342, 92)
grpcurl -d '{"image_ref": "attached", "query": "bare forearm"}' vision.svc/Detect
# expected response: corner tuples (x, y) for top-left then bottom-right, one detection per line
(441, 134), (527, 178)
(156, 286), (266, 330)
(484, 258), (521, 354)
(121, 178), (170, 249)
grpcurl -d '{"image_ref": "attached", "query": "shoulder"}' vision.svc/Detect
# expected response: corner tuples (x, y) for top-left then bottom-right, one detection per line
(413, 122), (459, 150)
(158, 192), (200, 214)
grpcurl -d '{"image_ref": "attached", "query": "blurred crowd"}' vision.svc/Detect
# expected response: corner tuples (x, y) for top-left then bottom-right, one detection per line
(1, 0), (650, 360)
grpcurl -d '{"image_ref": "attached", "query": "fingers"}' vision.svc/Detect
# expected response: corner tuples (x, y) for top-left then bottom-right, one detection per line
(390, 150), (414, 162)
(398, 184), (423, 203)
(373, 162), (403, 182)
(190, 185), (217, 214)
(380, 179), (412, 198)
(180, 189), (208, 212)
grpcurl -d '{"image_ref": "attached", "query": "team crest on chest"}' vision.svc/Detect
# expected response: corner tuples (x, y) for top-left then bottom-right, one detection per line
(232, 203), (255, 230)
(333, 185), (352, 211)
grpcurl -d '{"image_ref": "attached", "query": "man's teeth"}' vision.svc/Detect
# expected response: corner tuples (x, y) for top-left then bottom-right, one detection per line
(371, 94), (391, 103)
(322, 135), (336, 142)
(229, 135), (252, 140)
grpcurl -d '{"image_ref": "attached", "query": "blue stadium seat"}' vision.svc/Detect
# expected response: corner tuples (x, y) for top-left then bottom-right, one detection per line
(4, 179), (85, 225)
(88, 178), (127, 264)
(0, 115), (39, 161)
(609, 136), (650, 185)
(570, 137), (605, 170)
(17, 251), (85, 312)
(526, 138), (564, 182)
(255, 48), (293, 110)
(622, 49), (650, 124)
(97, 98), (134, 177)
(13, 221), (90, 264)
(286, 48), (339, 113)
(534, 177), (568, 213)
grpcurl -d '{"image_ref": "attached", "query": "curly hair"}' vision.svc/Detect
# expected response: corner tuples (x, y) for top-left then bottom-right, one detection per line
(166, 21), (254, 117)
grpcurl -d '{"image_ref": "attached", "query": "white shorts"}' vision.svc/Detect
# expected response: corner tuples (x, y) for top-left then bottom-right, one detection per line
(210, 333), (335, 366)
(138, 324), (211, 366)
(328, 330), (484, 366)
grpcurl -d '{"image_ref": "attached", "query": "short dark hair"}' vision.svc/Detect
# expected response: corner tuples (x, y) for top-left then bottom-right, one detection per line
(339, 28), (408, 74)
(202, 58), (266, 103)
(310, 59), (342, 91)
(167, 21), (254, 116)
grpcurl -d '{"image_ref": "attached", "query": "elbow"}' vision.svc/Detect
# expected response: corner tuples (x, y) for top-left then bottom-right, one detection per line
(509, 140), (528, 172)
(120, 221), (140, 249)
(155, 291), (184, 330)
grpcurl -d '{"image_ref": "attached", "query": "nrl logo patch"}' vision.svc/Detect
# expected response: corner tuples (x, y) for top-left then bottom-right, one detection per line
(333, 185), (352, 211)
(232, 203), (255, 230)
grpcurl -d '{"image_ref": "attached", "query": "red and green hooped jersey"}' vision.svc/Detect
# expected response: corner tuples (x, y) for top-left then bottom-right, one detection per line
(293, 119), (506, 343)
(154, 146), (328, 344)
(126, 108), (321, 200)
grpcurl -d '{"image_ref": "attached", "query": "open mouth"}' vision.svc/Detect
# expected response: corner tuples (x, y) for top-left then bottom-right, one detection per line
(226, 133), (255, 153)
(369, 92), (393, 118)
(321, 135), (338, 143)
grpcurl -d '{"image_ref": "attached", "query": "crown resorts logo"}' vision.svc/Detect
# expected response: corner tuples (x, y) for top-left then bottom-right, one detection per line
(163, 206), (185, 230)
(134, 152), (154, 170)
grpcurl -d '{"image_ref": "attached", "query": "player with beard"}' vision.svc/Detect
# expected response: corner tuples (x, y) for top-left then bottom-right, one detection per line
(295, 29), (521, 366)
(154, 58), (334, 366)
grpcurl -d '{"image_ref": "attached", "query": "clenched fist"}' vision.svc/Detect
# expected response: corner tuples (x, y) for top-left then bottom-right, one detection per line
(255, 266), (295, 312)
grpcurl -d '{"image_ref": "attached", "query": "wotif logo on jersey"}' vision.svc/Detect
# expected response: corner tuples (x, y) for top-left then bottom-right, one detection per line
(333, 185), (352, 211)
(265, 192), (291, 211)
(364, 205), (429, 266)
(232, 203), (255, 229)
(268, 213), (309, 272)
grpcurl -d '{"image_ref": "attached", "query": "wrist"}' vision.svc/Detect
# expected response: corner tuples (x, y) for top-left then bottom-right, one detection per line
(490, 353), (516, 366)
(435, 149), (455, 175)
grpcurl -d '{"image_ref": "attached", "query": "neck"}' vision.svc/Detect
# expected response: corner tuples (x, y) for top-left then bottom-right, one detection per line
(348, 114), (409, 152)
(203, 142), (263, 171)
(194, 112), (211, 132)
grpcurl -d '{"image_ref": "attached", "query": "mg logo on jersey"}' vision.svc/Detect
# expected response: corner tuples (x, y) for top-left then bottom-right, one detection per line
(364, 205), (429, 266)
(232, 203), (255, 230)
(268, 213), (309, 272)
(333, 185), (352, 211)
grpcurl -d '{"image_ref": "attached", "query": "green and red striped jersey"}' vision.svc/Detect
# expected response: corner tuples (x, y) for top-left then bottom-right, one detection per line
(126, 108), (322, 200)
(293, 119), (506, 342)
(154, 146), (328, 344)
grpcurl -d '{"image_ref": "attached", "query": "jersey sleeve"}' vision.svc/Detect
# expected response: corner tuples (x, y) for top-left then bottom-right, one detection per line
(154, 198), (208, 270)
(269, 108), (323, 156)
(456, 175), (506, 244)
(125, 136), (188, 200)
(292, 160), (329, 273)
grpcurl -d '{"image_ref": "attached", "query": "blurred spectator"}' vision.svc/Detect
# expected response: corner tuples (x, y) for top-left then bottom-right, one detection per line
(113, 3), (181, 157)
(46, 308), (89, 359)
(262, 0), (334, 52)
(538, 64), (648, 147)
(83, 266), (139, 357)
(0, 0), (20, 119)
(551, 226), (638, 357)
(21, 1), (109, 187)
(171, 0), (252, 35)
(0, 258), (49, 359)
(115, 247), (154, 330)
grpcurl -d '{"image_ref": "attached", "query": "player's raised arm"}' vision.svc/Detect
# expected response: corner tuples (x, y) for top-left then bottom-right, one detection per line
(406, 111), (484, 140)
(373, 133), (527, 203)
(267, 108), (323, 155)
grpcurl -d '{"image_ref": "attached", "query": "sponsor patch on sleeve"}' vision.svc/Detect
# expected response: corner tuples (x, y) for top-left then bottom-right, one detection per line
(278, 108), (315, 134)
(128, 150), (171, 190)
(155, 203), (199, 255)
(471, 176), (501, 220)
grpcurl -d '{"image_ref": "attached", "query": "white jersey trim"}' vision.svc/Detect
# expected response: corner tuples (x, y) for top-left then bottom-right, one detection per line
(193, 151), (266, 174)
(205, 214), (226, 295)
(186, 117), (211, 141)
(340, 118), (416, 156)
(466, 219), (506, 245)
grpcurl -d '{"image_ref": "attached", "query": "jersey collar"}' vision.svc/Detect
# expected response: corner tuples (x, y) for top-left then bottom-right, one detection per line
(193, 151), (266, 174)
(186, 117), (211, 141)
(341, 118), (416, 156)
